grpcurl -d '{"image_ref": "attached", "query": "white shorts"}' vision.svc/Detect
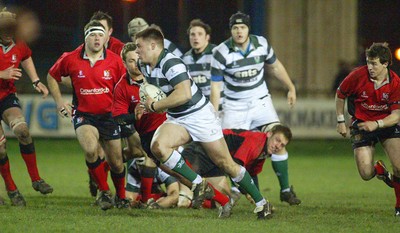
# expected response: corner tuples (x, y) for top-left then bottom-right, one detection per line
(165, 102), (223, 142)
(222, 95), (280, 130)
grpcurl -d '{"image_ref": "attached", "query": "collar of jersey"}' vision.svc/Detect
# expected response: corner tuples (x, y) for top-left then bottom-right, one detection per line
(126, 72), (144, 86)
(80, 45), (107, 60)
(154, 49), (168, 68)
(226, 35), (260, 56)
(190, 43), (214, 61)
(0, 40), (15, 54)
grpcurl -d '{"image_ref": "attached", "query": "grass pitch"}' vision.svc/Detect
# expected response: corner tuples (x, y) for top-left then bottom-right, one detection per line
(0, 138), (398, 233)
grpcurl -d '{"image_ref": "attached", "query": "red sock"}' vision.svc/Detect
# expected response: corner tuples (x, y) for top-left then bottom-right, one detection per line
(0, 156), (17, 191)
(101, 158), (110, 173)
(111, 168), (126, 199)
(209, 184), (229, 206)
(393, 176), (400, 208)
(87, 158), (109, 191)
(20, 143), (41, 182)
(141, 166), (156, 202)
(202, 199), (213, 209)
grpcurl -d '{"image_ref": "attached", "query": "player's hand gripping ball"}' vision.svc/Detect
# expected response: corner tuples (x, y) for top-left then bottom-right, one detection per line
(139, 83), (167, 113)
(139, 83), (166, 103)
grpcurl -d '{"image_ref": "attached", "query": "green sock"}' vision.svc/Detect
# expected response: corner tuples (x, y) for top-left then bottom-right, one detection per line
(271, 156), (290, 191)
(236, 170), (264, 203)
(165, 153), (198, 183)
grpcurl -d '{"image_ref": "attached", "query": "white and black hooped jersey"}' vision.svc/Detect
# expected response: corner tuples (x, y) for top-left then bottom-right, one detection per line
(211, 35), (276, 100)
(138, 49), (208, 118)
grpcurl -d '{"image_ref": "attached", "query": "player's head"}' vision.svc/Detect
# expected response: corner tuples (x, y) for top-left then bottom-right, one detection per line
(84, 20), (106, 53)
(90, 11), (113, 39)
(229, 11), (250, 46)
(266, 125), (292, 155)
(128, 17), (149, 42)
(121, 42), (142, 77)
(135, 26), (164, 64)
(0, 8), (17, 45)
(365, 42), (392, 79)
(187, 19), (211, 53)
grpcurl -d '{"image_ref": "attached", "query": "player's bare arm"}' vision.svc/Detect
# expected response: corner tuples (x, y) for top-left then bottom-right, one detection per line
(0, 65), (22, 80)
(143, 80), (192, 113)
(357, 109), (400, 132)
(265, 59), (296, 108)
(335, 94), (347, 137)
(47, 73), (73, 117)
(210, 81), (222, 111)
(21, 57), (49, 98)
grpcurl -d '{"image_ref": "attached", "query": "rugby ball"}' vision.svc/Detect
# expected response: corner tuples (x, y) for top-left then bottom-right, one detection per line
(139, 83), (167, 103)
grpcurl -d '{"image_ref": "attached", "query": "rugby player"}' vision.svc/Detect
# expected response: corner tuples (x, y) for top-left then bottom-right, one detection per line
(0, 8), (53, 206)
(181, 19), (224, 110)
(210, 12), (300, 205)
(47, 20), (129, 210)
(336, 42), (400, 217)
(135, 26), (273, 219)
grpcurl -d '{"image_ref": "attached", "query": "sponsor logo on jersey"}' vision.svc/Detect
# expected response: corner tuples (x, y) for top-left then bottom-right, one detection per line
(192, 75), (209, 84)
(103, 70), (112, 80)
(233, 69), (258, 79)
(77, 70), (85, 79)
(80, 87), (110, 95)
(360, 102), (388, 111)
(11, 54), (17, 63)
(254, 56), (261, 63)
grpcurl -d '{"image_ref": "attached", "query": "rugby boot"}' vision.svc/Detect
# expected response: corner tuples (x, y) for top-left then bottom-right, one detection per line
(280, 185), (301, 205)
(254, 201), (273, 220)
(96, 190), (113, 211)
(374, 160), (393, 188)
(32, 179), (54, 194)
(191, 178), (215, 209)
(7, 190), (26, 206)
(114, 195), (130, 209)
(229, 189), (241, 206)
(218, 201), (233, 218)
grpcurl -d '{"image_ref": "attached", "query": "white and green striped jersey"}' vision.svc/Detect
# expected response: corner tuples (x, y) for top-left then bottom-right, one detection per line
(211, 35), (276, 100)
(164, 38), (182, 57)
(138, 49), (208, 118)
(181, 44), (216, 98)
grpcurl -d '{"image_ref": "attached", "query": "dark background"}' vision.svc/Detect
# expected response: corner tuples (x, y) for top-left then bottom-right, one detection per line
(1, 0), (400, 92)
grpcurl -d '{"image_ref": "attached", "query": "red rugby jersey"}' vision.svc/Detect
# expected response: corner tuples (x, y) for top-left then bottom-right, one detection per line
(223, 129), (268, 176)
(113, 73), (166, 135)
(107, 37), (124, 56)
(49, 36), (122, 80)
(0, 41), (32, 100)
(337, 66), (400, 121)
(58, 47), (124, 114)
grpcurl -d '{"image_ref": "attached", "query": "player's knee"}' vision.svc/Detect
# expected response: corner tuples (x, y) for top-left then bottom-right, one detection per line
(0, 135), (6, 156)
(359, 169), (375, 181)
(150, 140), (165, 160)
(10, 117), (30, 140)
